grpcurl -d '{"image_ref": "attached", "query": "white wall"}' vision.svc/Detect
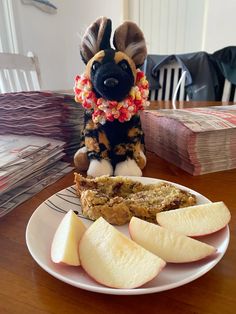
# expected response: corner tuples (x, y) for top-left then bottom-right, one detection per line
(203, 0), (236, 53)
(14, 0), (124, 90)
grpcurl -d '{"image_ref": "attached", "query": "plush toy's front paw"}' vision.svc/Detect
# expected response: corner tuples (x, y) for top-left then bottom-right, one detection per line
(114, 158), (142, 177)
(87, 159), (113, 177)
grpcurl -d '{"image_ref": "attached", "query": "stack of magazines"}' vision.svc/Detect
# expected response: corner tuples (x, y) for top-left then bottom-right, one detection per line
(0, 91), (84, 157)
(141, 105), (236, 175)
(0, 134), (74, 217)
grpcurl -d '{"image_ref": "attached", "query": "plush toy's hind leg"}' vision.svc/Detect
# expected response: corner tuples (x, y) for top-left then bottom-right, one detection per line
(114, 158), (142, 176)
(87, 159), (113, 177)
(136, 150), (147, 170)
(74, 147), (113, 177)
(74, 146), (89, 171)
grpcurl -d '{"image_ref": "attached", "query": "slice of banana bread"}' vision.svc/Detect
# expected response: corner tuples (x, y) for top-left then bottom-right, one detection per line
(74, 174), (196, 225)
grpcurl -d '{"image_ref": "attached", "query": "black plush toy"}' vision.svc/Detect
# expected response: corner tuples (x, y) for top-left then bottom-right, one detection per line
(74, 17), (149, 177)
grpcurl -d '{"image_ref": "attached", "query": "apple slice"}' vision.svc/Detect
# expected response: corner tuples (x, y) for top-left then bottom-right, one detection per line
(156, 201), (231, 236)
(79, 217), (166, 289)
(51, 210), (86, 266)
(129, 217), (216, 263)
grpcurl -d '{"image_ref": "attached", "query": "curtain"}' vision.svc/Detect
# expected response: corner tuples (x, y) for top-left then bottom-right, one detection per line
(0, 0), (19, 53)
(127, 0), (206, 54)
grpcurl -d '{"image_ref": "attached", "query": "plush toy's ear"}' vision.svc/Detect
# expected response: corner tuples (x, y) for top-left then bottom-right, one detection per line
(80, 16), (112, 64)
(113, 21), (147, 67)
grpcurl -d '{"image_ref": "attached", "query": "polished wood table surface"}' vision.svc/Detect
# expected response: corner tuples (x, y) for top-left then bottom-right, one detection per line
(147, 100), (235, 109)
(0, 150), (235, 314)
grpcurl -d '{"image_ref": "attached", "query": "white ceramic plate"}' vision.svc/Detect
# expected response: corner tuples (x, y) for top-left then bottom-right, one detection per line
(26, 176), (230, 295)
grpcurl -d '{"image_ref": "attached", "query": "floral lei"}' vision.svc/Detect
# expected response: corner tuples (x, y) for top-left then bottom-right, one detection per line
(74, 69), (149, 124)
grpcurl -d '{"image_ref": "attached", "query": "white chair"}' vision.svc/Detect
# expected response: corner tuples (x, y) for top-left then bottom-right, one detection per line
(0, 51), (41, 93)
(148, 60), (188, 103)
(145, 57), (236, 106)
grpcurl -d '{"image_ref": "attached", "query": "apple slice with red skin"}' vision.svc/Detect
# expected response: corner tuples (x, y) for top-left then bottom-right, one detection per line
(156, 201), (231, 237)
(79, 217), (166, 289)
(129, 217), (216, 263)
(51, 210), (86, 266)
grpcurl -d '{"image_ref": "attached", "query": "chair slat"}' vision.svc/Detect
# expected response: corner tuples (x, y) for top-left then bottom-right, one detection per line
(0, 70), (10, 93)
(30, 71), (40, 90)
(164, 67), (172, 101)
(13, 69), (24, 91)
(222, 79), (231, 102)
(149, 89), (155, 101)
(21, 71), (30, 91)
(172, 66), (180, 99)
(233, 86), (236, 102)
(178, 72), (186, 102)
(157, 68), (165, 101)
(6, 69), (18, 92)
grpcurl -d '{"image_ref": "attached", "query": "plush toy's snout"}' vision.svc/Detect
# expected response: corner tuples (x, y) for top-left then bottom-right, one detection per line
(90, 49), (135, 101)
(74, 17), (149, 178)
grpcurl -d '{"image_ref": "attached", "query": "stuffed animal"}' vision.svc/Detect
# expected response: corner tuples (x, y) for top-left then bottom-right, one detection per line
(73, 16), (149, 177)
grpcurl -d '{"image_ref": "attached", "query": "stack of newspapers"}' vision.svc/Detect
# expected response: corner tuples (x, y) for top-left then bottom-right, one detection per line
(0, 134), (73, 217)
(0, 91), (84, 157)
(141, 105), (236, 175)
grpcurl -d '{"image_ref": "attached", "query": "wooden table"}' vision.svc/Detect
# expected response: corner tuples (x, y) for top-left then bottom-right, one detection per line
(1, 101), (236, 314)
(0, 152), (235, 314)
(147, 100), (234, 109)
